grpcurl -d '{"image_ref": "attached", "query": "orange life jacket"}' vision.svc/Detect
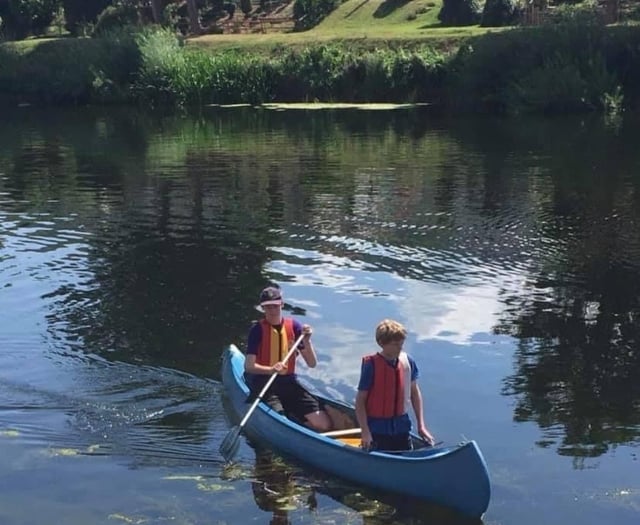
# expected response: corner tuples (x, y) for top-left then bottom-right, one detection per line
(255, 318), (296, 374)
(364, 352), (411, 418)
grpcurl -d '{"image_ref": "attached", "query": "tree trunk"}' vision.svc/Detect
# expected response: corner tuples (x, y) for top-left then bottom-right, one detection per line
(186, 0), (202, 34)
(150, 0), (163, 24)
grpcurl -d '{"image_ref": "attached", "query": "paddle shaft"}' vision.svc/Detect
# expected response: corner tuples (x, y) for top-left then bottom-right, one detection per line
(238, 332), (306, 428)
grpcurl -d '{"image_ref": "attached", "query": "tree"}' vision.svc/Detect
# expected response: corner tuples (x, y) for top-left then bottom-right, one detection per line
(186, 0), (201, 33)
(438, 0), (482, 26)
(0, 0), (61, 40)
(62, 0), (113, 35)
(481, 0), (521, 26)
(150, 0), (163, 23)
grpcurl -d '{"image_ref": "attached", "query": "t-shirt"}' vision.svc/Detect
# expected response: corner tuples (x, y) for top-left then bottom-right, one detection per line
(357, 353), (419, 436)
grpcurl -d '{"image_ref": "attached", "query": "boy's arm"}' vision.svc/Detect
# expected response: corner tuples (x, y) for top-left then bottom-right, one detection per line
(355, 390), (373, 450)
(245, 354), (284, 375)
(298, 324), (317, 368)
(410, 381), (435, 445)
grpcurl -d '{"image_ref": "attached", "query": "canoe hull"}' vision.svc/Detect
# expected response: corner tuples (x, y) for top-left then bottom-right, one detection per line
(221, 345), (491, 519)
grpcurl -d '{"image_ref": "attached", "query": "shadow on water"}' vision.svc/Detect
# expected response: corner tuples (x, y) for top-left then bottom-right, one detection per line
(246, 449), (481, 525)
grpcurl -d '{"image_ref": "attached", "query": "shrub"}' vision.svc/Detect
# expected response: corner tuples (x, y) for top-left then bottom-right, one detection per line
(438, 0), (482, 26)
(481, 0), (521, 27)
(0, 0), (61, 40)
(239, 0), (252, 16)
(62, 0), (112, 36)
(93, 3), (139, 36)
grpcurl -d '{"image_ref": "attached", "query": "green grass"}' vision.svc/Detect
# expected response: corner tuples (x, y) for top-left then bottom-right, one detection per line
(188, 0), (491, 53)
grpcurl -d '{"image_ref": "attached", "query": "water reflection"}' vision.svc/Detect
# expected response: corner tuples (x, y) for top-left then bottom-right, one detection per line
(249, 450), (481, 525)
(250, 451), (316, 525)
(2, 106), (640, 524)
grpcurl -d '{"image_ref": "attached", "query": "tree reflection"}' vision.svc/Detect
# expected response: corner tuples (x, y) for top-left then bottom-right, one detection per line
(486, 115), (640, 458)
(3, 105), (640, 459)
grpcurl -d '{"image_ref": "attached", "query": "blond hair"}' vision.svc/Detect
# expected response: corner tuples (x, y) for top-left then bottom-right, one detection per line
(375, 319), (407, 346)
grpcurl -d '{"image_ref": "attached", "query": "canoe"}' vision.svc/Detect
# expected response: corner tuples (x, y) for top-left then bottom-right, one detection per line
(221, 344), (491, 519)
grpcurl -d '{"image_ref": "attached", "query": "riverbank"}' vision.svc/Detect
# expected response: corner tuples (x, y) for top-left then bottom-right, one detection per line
(1, 20), (639, 114)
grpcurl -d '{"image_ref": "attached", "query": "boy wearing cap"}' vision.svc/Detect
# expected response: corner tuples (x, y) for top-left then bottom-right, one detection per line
(245, 285), (332, 432)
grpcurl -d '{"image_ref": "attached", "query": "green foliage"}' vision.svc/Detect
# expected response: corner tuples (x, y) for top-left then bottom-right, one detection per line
(93, 3), (139, 36)
(2, 23), (640, 114)
(293, 0), (340, 30)
(507, 51), (619, 113)
(438, 0), (482, 26)
(446, 21), (631, 114)
(239, 0), (252, 16)
(129, 31), (445, 106)
(0, 29), (139, 104)
(62, 0), (112, 35)
(0, 0), (61, 40)
(480, 0), (521, 27)
(547, 0), (603, 26)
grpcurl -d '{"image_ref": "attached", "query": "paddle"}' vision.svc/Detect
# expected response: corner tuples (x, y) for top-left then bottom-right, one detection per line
(219, 332), (306, 463)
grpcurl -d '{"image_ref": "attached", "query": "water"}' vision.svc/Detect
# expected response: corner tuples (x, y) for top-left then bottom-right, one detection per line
(0, 106), (639, 524)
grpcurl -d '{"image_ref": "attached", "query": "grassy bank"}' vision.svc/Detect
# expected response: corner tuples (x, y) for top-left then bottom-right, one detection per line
(1, 0), (640, 114)
(188, 0), (488, 53)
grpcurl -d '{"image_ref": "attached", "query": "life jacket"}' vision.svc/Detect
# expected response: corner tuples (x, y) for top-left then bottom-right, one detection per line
(364, 352), (411, 418)
(255, 318), (296, 374)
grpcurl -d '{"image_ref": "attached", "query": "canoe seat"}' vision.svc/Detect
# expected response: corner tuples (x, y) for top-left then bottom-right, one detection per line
(337, 437), (361, 447)
(321, 427), (361, 437)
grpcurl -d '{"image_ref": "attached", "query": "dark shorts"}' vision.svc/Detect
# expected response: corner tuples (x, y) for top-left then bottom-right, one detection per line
(249, 376), (323, 425)
(371, 432), (413, 452)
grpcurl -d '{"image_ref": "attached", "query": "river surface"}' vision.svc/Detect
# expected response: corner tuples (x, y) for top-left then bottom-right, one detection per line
(0, 106), (639, 525)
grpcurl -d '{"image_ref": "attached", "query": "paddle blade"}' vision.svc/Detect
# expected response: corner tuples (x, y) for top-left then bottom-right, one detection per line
(219, 426), (241, 463)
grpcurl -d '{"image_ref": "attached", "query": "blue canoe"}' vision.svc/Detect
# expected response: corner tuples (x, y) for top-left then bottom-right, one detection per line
(221, 344), (491, 519)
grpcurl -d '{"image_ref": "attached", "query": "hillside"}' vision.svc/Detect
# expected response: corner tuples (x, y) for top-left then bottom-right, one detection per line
(189, 0), (486, 51)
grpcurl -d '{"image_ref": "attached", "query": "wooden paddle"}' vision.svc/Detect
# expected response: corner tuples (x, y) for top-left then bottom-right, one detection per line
(219, 332), (306, 463)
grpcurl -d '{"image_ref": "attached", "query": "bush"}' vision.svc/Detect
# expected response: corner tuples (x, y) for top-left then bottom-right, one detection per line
(445, 22), (627, 114)
(62, 0), (112, 36)
(93, 3), (139, 36)
(0, 0), (60, 40)
(438, 0), (482, 26)
(239, 0), (252, 16)
(481, 0), (521, 27)
(507, 51), (619, 113)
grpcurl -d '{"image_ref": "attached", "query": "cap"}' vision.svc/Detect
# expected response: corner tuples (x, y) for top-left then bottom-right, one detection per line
(259, 286), (283, 306)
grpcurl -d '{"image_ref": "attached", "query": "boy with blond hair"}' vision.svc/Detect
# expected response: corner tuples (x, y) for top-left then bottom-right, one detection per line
(355, 319), (435, 451)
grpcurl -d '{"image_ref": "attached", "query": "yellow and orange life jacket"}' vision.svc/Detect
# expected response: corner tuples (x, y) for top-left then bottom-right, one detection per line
(255, 318), (296, 374)
(364, 352), (412, 418)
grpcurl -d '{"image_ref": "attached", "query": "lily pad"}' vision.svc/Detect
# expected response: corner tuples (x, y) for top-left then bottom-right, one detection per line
(163, 475), (205, 481)
(260, 102), (430, 111)
(0, 429), (20, 437)
(196, 482), (234, 492)
(47, 448), (80, 457)
(107, 513), (147, 524)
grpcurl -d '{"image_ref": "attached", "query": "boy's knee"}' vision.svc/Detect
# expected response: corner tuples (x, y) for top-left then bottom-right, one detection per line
(307, 411), (332, 433)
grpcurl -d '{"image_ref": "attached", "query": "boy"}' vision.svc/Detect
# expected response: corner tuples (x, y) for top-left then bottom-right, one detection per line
(355, 319), (435, 451)
(244, 284), (332, 432)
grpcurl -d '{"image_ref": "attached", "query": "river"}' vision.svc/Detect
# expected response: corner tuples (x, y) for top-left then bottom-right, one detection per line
(0, 105), (638, 524)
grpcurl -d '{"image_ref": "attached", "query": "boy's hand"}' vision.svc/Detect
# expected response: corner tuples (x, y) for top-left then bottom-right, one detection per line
(272, 362), (287, 375)
(360, 430), (374, 451)
(418, 425), (435, 446)
(301, 324), (313, 340)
